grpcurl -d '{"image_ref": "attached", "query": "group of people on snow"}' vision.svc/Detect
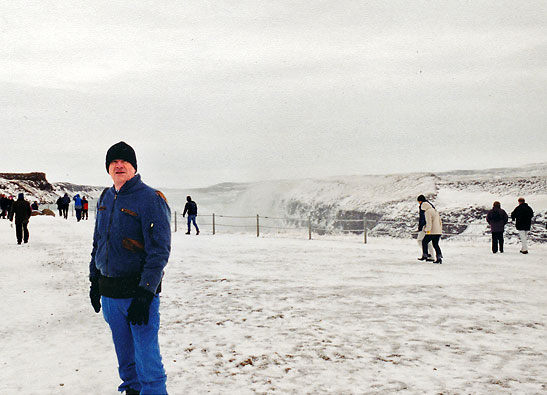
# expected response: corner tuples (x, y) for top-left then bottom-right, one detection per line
(485, 198), (534, 254)
(71, 194), (89, 221)
(0, 194), (14, 219)
(416, 195), (444, 263)
(55, 193), (89, 220)
(417, 195), (537, 264)
(1, 190), (91, 246)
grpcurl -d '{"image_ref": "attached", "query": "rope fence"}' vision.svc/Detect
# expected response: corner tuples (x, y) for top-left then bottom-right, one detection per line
(172, 212), (547, 243)
(39, 205), (546, 243)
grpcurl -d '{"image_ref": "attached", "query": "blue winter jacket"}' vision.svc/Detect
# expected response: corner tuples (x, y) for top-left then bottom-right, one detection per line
(73, 194), (82, 209)
(89, 174), (171, 294)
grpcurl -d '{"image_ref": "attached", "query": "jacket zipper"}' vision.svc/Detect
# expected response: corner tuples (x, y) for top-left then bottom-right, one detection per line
(105, 192), (118, 276)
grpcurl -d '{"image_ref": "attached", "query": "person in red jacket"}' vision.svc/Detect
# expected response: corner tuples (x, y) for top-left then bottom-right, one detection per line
(81, 196), (89, 220)
(8, 193), (32, 244)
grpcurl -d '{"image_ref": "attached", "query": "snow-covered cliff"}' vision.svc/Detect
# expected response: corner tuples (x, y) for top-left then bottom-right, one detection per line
(169, 163), (547, 241)
(0, 173), (105, 204)
(3, 165), (545, 241)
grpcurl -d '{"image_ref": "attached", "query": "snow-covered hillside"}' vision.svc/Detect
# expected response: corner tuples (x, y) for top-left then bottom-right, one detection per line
(2, 164), (546, 241)
(0, 173), (105, 204)
(169, 163), (547, 242)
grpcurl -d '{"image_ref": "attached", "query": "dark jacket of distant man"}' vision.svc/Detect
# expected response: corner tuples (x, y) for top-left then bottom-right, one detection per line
(511, 202), (534, 231)
(183, 199), (198, 216)
(9, 193), (32, 244)
(9, 193), (32, 224)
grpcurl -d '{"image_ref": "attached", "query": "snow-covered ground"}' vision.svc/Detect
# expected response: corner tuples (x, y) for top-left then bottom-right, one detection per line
(1, 216), (546, 394)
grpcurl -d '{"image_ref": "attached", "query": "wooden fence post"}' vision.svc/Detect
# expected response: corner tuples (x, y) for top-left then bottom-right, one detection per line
(308, 216), (312, 240)
(364, 218), (368, 244)
(256, 214), (260, 237)
(174, 211), (177, 232)
(212, 213), (216, 235)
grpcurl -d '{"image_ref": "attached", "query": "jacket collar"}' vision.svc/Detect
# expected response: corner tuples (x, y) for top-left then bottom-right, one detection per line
(114, 174), (142, 195)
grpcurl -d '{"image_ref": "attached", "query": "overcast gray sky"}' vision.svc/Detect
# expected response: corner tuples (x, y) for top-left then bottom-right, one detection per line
(1, 1), (546, 188)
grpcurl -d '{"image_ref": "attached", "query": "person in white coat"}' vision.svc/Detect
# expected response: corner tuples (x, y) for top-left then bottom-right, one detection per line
(416, 195), (435, 260)
(419, 201), (443, 264)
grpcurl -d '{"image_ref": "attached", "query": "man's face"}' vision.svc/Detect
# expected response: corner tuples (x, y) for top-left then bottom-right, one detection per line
(108, 159), (136, 186)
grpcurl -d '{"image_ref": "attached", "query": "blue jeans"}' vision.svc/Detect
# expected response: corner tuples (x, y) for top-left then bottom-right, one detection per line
(187, 215), (199, 232)
(102, 296), (167, 394)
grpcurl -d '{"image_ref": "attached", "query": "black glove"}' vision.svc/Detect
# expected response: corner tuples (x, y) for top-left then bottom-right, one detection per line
(90, 279), (101, 313)
(127, 287), (155, 325)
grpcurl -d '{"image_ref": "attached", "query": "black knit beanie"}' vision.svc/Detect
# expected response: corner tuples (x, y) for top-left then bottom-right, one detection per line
(105, 141), (137, 173)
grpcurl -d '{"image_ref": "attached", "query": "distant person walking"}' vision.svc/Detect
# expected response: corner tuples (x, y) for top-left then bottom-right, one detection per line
(82, 196), (89, 220)
(183, 195), (199, 235)
(73, 194), (83, 222)
(8, 193), (32, 244)
(56, 196), (63, 217)
(61, 193), (70, 219)
(6, 196), (14, 218)
(416, 195), (435, 261)
(0, 194), (9, 219)
(419, 201), (443, 264)
(486, 201), (508, 254)
(31, 201), (39, 211)
(511, 197), (534, 254)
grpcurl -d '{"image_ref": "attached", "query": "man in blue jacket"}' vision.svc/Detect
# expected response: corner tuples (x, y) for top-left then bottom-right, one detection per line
(89, 141), (171, 395)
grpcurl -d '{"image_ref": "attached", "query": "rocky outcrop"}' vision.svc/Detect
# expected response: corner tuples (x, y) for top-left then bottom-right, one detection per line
(0, 172), (54, 191)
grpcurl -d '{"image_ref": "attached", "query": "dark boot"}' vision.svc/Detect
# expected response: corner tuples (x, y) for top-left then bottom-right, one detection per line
(434, 258), (442, 264)
(125, 388), (140, 395)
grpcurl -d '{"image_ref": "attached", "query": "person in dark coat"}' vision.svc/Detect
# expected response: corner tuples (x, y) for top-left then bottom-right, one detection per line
(61, 193), (70, 219)
(182, 195), (199, 235)
(486, 201), (508, 253)
(56, 196), (63, 217)
(0, 194), (9, 219)
(6, 196), (14, 217)
(511, 197), (534, 254)
(8, 193), (32, 244)
(31, 201), (39, 211)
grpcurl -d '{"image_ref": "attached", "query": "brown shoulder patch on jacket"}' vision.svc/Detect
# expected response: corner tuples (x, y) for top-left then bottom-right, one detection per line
(156, 190), (168, 203)
(122, 238), (145, 252)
